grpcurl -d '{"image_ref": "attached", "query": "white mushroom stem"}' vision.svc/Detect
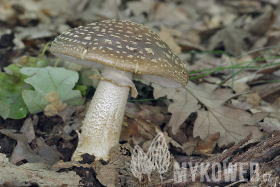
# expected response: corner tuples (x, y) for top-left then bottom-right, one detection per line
(72, 68), (133, 161)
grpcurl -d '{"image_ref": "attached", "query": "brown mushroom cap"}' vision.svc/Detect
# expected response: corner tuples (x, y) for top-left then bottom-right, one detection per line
(51, 19), (189, 87)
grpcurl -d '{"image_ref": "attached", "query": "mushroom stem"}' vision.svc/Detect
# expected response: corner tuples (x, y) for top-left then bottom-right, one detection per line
(72, 79), (130, 161)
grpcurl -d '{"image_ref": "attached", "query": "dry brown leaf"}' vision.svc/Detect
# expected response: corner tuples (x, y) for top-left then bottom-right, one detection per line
(190, 82), (268, 146)
(125, 102), (141, 118)
(176, 38), (206, 52)
(57, 105), (78, 123)
(152, 83), (200, 134)
(186, 82), (238, 107)
(246, 10), (276, 36)
(154, 3), (188, 28)
(138, 104), (167, 125)
(181, 140), (197, 156)
(256, 82), (280, 104)
(19, 117), (36, 143)
(256, 64), (280, 74)
(256, 113), (280, 133)
(120, 116), (156, 142)
(194, 105), (268, 147)
(224, 82), (250, 94)
(209, 26), (251, 56)
(125, 103), (167, 125)
(246, 91), (261, 106)
(158, 27), (182, 54)
(257, 122), (280, 133)
(0, 153), (81, 186)
(121, 117), (141, 142)
(153, 82), (269, 147)
(126, 1), (155, 17)
(227, 100), (253, 111)
(0, 129), (62, 165)
(153, 81), (239, 134)
(272, 98), (280, 111)
(196, 132), (220, 154)
(95, 143), (132, 187)
(165, 123), (188, 144)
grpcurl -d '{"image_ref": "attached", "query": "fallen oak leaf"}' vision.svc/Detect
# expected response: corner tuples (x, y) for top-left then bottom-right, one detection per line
(246, 10), (276, 36)
(195, 105), (269, 147)
(152, 83), (200, 134)
(186, 82), (269, 146)
(196, 132), (220, 154)
(138, 104), (167, 125)
(152, 82), (238, 134)
(181, 132), (219, 156)
(0, 129), (62, 165)
(165, 122), (188, 144)
(186, 82), (237, 108)
(125, 102), (167, 125)
(152, 82), (269, 147)
(120, 116), (156, 142)
(208, 25), (251, 56)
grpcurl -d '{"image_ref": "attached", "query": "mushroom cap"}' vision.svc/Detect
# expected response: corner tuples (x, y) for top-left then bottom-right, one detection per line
(51, 19), (189, 87)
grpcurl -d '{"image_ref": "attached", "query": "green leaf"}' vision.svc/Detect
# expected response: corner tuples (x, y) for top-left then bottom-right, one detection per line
(36, 59), (50, 67)
(20, 67), (85, 114)
(8, 96), (29, 119)
(22, 90), (48, 114)
(74, 85), (87, 97)
(0, 101), (10, 119)
(0, 64), (32, 119)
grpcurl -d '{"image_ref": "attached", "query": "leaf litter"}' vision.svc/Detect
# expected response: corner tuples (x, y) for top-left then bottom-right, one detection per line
(153, 82), (269, 146)
(0, 153), (81, 186)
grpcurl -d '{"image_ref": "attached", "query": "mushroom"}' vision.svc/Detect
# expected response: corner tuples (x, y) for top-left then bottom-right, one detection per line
(50, 19), (189, 162)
